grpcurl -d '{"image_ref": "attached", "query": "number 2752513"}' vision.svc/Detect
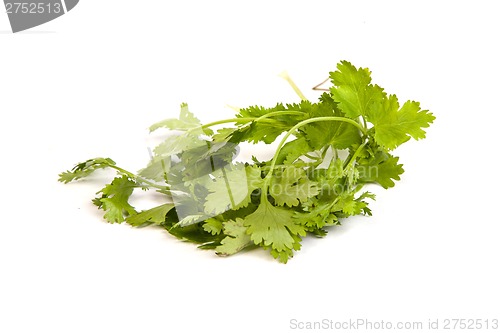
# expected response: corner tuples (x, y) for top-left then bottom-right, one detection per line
(5, 2), (62, 14)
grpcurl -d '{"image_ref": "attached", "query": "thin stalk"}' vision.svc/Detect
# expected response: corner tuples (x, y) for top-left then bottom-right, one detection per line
(303, 153), (321, 160)
(343, 140), (368, 170)
(108, 165), (171, 193)
(261, 116), (366, 201)
(279, 71), (307, 100)
(197, 111), (304, 132)
(255, 111), (304, 121)
(199, 117), (273, 130)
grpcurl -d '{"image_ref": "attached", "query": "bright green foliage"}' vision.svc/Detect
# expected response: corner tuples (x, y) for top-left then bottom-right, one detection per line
(58, 157), (116, 183)
(330, 61), (385, 119)
(367, 96), (435, 149)
(203, 218), (224, 235)
(274, 137), (311, 165)
(300, 95), (362, 150)
(269, 166), (319, 207)
(126, 203), (175, 227)
(244, 199), (306, 262)
(94, 175), (138, 223)
(59, 61), (434, 263)
(215, 219), (253, 256)
(358, 151), (404, 189)
(329, 61), (435, 150)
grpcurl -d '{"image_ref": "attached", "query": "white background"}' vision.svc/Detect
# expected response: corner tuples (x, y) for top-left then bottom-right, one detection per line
(1, 1), (499, 332)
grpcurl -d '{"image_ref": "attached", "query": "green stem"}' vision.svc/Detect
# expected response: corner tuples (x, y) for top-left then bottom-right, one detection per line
(333, 147), (339, 160)
(199, 117), (273, 130)
(303, 153), (320, 160)
(255, 111), (304, 121)
(343, 140), (368, 169)
(292, 160), (324, 168)
(279, 71), (307, 100)
(198, 111), (305, 131)
(108, 165), (171, 193)
(261, 116), (366, 201)
(321, 146), (330, 160)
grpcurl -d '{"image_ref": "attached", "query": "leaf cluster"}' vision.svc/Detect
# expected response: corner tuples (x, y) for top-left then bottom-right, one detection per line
(59, 61), (435, 263)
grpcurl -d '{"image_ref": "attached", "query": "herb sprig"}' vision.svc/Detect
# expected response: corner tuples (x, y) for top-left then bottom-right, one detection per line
(59, 61), (435, 263)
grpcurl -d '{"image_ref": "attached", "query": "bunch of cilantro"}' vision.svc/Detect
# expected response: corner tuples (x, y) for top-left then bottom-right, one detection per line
(59, 61), (435, 263)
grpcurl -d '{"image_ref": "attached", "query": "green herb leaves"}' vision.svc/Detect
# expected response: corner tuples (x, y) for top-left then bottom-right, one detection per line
(59, 61), (435, 263)
(330, 61), (435, 150)
(94, 175), (137, 223)
(368, 97), (435, 149)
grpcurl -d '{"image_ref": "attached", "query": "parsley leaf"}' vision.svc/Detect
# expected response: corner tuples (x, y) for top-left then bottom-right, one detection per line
(203, 218), (224, 235)
(367, 95), (436, 149)
(358, 150), (404, 189)
(58, 157), (115, 183)
(329, 61), (386, 119)
(269, 166), (319, 207)
(244, 198), (306, 261)
(300, 95), (362, 150)
(94, 175), (138, 223)
(126, 203), (175, 227)
(215, 219), (253, 256)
